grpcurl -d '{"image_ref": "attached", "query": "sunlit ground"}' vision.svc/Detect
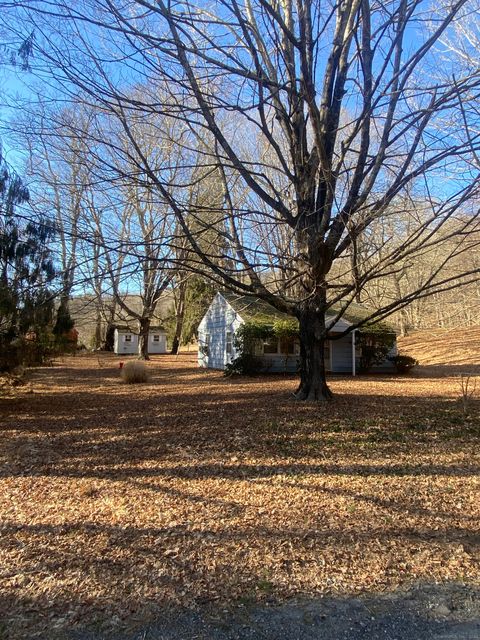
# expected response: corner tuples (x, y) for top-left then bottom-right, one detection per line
(0, 351), (479, 638)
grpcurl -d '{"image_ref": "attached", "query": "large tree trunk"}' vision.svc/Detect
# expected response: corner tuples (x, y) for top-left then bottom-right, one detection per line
(102, 302), (117, 351)
(138, 317), (150, 360)
(103, 324), (115, 351)
(294, 304), (333, 401)
(398, 310), (408, 338)
(170, 334), (180, 356)
(53, 295), (73, 337)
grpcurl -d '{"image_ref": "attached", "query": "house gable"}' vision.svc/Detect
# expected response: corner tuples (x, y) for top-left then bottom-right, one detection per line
(198, 293), (243, 369)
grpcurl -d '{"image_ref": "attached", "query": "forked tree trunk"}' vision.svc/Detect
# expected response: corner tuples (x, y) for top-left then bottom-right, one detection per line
(138, 317), (150, 360)
(294, 305), (333, 401)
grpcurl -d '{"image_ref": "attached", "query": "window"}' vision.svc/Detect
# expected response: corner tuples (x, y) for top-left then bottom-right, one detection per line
(263, 338), (278, 354)
(152, 334), (160, 343)
(124, 334), (132, 343)
(279, 337), (295, 355)
(226, 331), (233, 355)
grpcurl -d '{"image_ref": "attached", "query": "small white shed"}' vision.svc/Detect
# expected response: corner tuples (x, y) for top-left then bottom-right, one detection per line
(148, 326), (167, 354)
(114, 326), (167, 355)
(114, 327), (139, 355)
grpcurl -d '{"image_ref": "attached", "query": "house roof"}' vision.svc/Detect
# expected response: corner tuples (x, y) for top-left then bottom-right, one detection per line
(221, 292), (394, 331)
(222, 292), (293, 322)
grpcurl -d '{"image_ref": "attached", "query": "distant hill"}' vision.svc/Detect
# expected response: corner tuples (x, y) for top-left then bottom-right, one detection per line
(69, 293), (174, 348)
(398, 328), (480, 369)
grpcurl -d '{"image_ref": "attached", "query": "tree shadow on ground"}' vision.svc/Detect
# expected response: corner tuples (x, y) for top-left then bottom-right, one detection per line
(1, 355), (479, 640)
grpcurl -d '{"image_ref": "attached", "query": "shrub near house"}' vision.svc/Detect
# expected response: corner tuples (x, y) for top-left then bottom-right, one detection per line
(225, 320), (298, 376)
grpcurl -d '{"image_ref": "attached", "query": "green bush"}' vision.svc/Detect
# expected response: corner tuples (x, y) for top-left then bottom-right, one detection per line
(224, 352), (264, 376)
(17, 337), (56, 367)
(0, 341), (19, 372)
(224, 321), (276, 376)
(389, 354), (418, 374)
(357, 325), (396, 373)
(0, 333), (56, 371)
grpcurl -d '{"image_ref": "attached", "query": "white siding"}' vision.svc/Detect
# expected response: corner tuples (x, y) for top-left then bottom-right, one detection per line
(114, 329), (167, 355)
(114, 329), (139, 355)
(198, 293), (242, 369)
(197, 294), (396, 374)
(148, 332), (167, 354)
(331, 333), (354, 373)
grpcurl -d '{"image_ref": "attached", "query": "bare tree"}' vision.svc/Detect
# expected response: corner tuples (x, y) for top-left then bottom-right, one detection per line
(11, 102), (92, 326)
(5, 0), (480, 398)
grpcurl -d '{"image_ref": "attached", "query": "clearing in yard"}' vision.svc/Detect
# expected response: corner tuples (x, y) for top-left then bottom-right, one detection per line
(0, 350), (479, 639)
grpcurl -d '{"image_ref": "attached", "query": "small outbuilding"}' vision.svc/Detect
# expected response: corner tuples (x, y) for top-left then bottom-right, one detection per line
(114, 327), (139, 355)
(198, 292), (396, 374)
(113, 326), (167, 356)
(148, 326), (167, 354)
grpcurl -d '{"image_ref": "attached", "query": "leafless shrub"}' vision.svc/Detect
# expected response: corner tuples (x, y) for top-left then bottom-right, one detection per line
(457, 374), (477, 417)
(120, 361), (150, 384)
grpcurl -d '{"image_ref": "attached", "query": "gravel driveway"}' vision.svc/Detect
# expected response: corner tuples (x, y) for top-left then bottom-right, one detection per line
(68, 583), (479, 640)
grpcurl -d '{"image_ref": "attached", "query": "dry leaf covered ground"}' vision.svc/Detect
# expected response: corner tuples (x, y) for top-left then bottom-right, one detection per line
(0, 347), (479, 639)
(399, 327), (480, 370)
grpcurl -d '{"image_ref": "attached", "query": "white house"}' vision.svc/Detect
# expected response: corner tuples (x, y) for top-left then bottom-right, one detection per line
(198, 292), (396, 374)
(114, 326), (167, 356)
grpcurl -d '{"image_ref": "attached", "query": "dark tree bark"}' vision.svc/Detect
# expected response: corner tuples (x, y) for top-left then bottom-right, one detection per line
(93, 302), (103, 349)
(138, 317), (150, 360)
(103, 323), (115, 351)
(170, 282), (186, 355)
(294, 283), (334, 401)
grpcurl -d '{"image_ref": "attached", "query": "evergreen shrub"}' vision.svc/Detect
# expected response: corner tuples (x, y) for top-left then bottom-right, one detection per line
(389, 354), (418, 374)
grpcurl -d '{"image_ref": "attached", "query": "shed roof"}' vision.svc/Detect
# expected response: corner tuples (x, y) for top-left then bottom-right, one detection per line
(115, 324), (165, 332)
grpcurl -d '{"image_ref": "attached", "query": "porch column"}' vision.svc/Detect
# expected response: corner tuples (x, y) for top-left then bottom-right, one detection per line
(352, 329), (356, 377)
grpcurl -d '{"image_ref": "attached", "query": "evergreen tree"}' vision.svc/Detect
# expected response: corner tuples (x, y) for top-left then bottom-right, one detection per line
(0, 151), (56, 367)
